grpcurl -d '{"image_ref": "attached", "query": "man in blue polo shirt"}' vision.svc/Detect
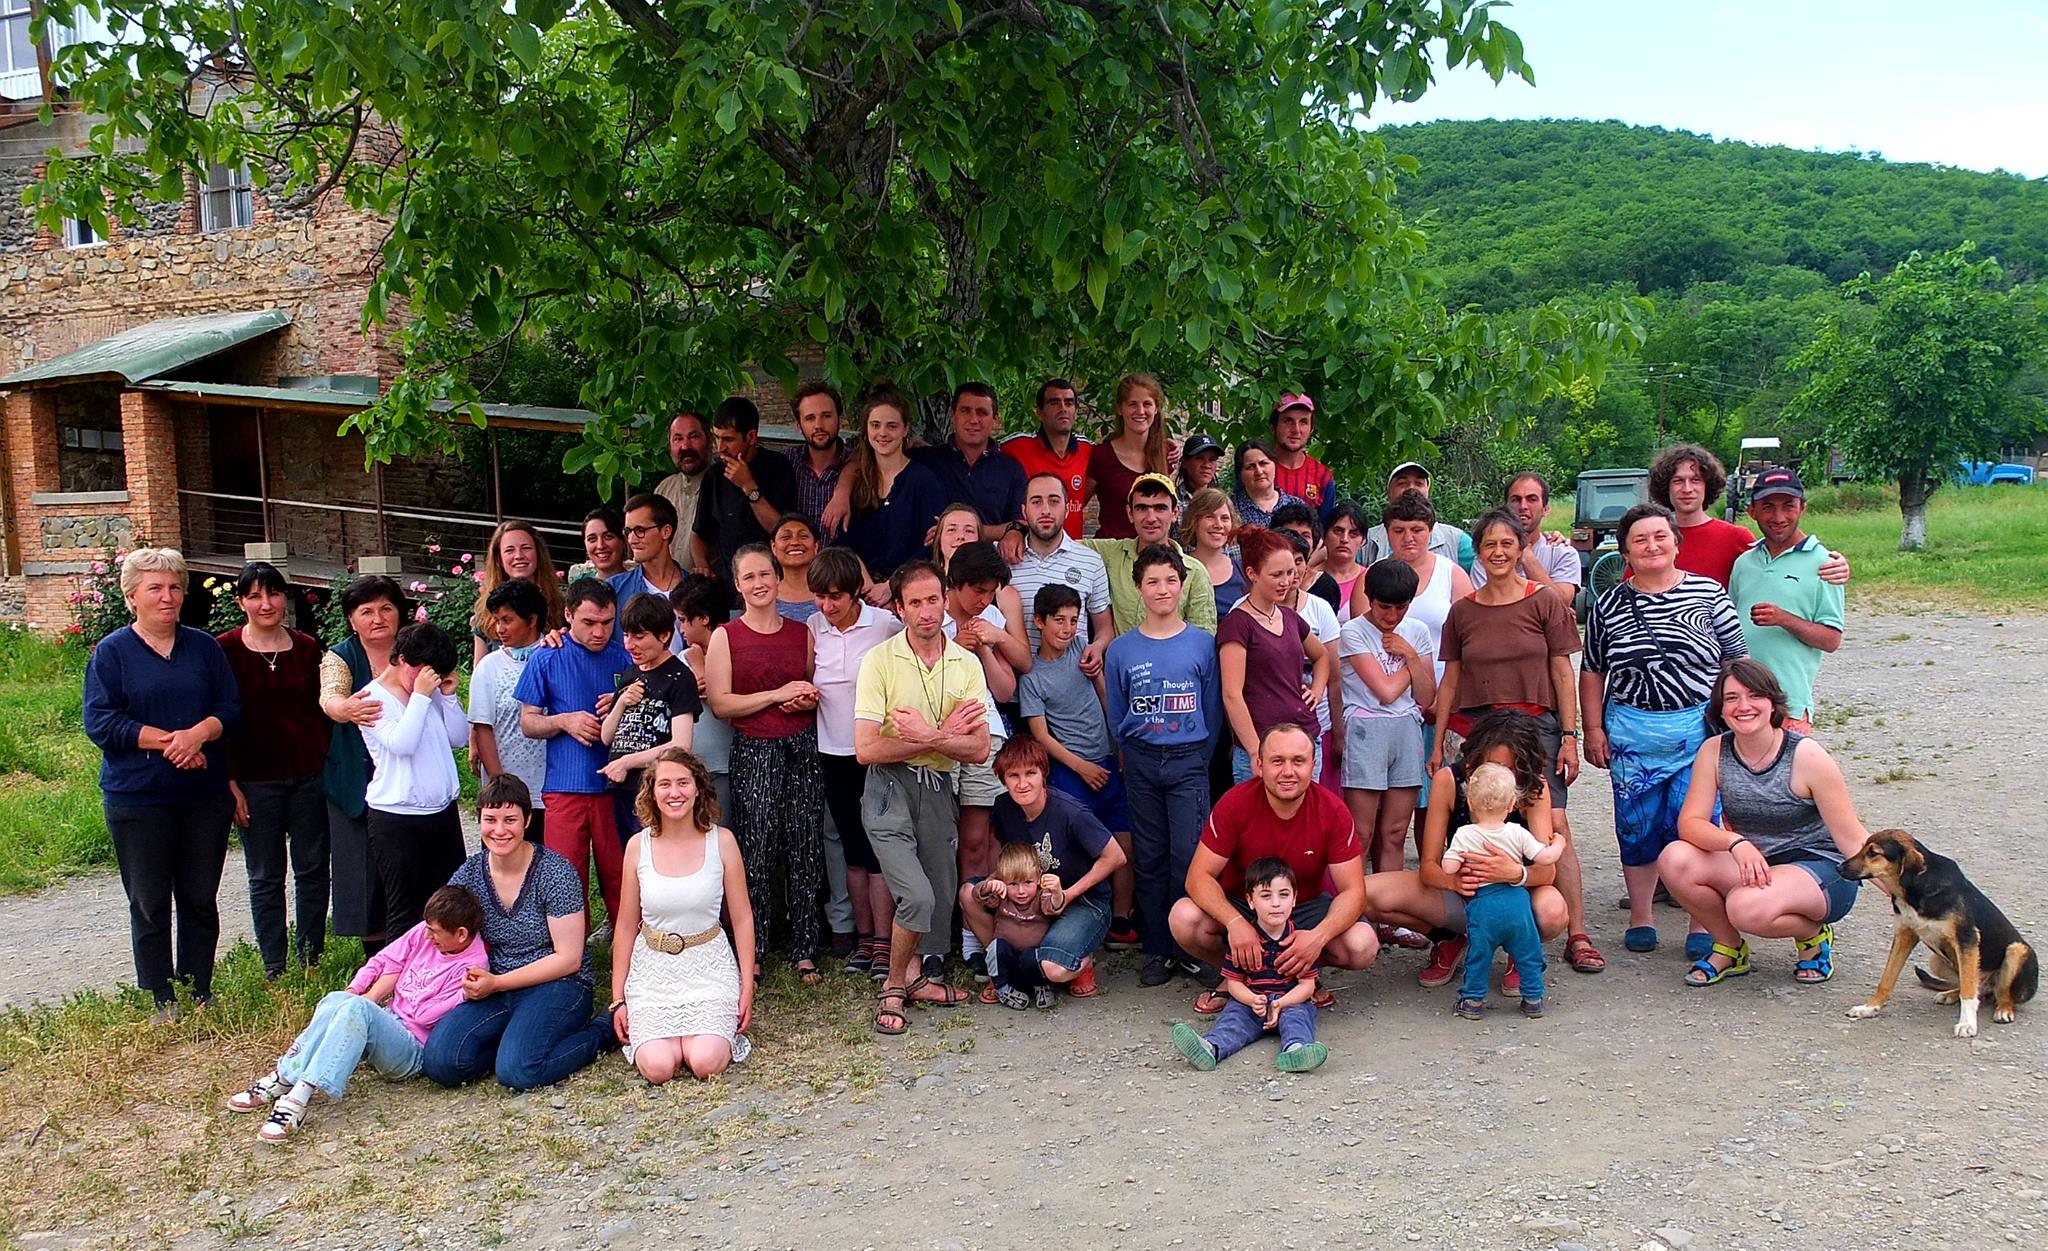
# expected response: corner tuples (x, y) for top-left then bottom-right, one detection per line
(1728, 469), (1845, 733)
(913, 382), (1027, 540)
(516, 578), (632, 930)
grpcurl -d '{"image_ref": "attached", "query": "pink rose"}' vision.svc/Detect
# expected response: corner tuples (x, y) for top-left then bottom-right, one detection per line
(414, 606), (429, 623)
(90, 561), (106, 574)
(461, 553), (474, 563)
(427, 543), (442, 554)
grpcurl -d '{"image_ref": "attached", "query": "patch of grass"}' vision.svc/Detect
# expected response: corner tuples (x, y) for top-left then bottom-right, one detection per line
(1871, 765), (1924, 785)
(0, 630), (110, 893)
(1804, 484), (2048, 611)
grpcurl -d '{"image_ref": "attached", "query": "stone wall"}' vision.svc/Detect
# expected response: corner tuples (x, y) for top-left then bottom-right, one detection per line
(39, 512), (131, 552)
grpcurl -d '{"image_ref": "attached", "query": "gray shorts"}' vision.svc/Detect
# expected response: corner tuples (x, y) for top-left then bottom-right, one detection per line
(862, 763), (961, 954)
(956, 752), (1006, 808)
(1342, 714), (1427, 791)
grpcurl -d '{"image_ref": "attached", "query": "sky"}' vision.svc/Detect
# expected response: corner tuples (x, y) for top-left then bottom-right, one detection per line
(1372, 1), (2048, 179)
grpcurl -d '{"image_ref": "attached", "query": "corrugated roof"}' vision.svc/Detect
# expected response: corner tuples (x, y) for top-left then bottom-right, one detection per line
(0, 309), (293, 386)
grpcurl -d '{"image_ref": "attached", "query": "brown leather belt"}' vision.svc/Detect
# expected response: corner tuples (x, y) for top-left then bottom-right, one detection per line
(639, 922), (725, 954)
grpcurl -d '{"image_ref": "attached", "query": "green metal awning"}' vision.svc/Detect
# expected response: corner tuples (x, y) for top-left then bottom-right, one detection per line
(0, 309), (292, 387)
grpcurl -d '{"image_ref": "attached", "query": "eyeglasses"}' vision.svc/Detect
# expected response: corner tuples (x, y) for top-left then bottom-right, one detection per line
(622, 525), (665, 539)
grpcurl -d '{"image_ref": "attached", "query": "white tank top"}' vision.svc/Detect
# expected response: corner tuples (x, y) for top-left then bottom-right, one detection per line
(1406, 555), (1454, 682)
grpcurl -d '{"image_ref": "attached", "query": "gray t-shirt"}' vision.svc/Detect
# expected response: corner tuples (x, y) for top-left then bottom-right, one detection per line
(467, 646), (546, 810)
(1017, 647), (1112, 762)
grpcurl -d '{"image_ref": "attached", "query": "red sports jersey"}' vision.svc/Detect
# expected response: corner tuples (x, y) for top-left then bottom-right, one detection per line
(1001, 431), (1093, 538)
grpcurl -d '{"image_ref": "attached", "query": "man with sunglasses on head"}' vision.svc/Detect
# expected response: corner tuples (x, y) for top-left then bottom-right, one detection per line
(1079, 474), (1218, 633)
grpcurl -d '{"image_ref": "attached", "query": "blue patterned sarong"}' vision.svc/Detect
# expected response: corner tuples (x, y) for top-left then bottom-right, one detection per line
(1606, 701), (1710, 867)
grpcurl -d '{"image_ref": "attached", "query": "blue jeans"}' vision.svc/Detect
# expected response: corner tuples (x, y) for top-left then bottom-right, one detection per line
(1037, 893), (1111, 973)
(1204, 999), (1318, 1061)
(1459, 883), (1547, 1004)
(1121, 742), (1210, 959)
(987, 938), (1043, 992)
(420, 978), (614, 1091)
(278, 990), (423, 1099)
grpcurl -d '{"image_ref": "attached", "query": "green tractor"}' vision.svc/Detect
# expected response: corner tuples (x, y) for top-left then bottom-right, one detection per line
(1569, 467), (1650, 621)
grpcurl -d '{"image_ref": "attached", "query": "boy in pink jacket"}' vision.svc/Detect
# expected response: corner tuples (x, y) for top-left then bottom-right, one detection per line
(224, 885), (489, 1143)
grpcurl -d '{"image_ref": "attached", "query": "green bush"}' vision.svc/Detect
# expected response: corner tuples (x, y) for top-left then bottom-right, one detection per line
(61, 545), (135, 647)
(1805, 481), (1895, 513)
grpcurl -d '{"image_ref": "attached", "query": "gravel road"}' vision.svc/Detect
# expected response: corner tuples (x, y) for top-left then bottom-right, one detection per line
(6, 605), (2046, 1251)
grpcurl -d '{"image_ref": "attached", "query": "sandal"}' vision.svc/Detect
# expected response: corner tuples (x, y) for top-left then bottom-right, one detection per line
(1683, 940), (1753, 987)
(225, 1070), (290, 1113)
(873, 987), (909, 1035)
(905, 975), (970, 1007)
(993, 985), (1031, 1011)
(977, 982), (1000, 1006)
(1192, 988), (1229, 1015)
(1376, 924), (1430, 950)
(1312, 986), (1337, 1010)
(1793, 923), (1835, 984)
(795, 961), (823, 986)
(1564, 932), (1607, 974)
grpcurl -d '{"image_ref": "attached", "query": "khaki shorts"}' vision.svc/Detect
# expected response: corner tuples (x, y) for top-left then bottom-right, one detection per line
(956, 735), (1008, 808)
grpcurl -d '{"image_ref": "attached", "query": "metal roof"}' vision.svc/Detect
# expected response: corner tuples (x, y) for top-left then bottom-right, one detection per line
(0, 309), (293, 386)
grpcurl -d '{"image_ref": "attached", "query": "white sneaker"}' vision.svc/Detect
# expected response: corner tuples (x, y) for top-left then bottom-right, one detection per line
(257, 1098), (306, 1144)
(225, 1071), (290, 1113)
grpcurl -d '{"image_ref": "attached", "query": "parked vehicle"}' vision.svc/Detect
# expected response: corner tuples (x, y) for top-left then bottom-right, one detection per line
(1569, 467), (1649, 621)
(1954, 459), (2036, 486)
(1725, 437), (1782, 518)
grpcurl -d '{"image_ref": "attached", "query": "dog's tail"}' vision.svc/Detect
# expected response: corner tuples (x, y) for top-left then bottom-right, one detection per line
(1915, 965), (1958, 993)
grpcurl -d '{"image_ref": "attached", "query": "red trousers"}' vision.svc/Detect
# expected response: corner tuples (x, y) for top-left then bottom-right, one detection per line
(542, 792), (622, 925)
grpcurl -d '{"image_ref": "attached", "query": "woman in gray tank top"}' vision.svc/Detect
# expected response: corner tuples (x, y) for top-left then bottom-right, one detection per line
(1658, 659), (1872, 988)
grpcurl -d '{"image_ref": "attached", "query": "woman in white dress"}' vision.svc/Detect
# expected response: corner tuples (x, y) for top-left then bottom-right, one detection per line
(609, 747), (756, 1083)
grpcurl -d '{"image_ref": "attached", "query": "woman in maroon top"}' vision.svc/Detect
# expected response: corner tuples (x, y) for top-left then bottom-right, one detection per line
(1217, 528), (1333, 786)
(216, 561), (333, 977)
(704, 544), (828, 982)
(1085, 372), (1170, 539)
(1431, 509), (1603, 976)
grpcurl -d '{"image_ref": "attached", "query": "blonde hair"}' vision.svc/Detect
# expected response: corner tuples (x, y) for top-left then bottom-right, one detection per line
(1111, 372), (1169, 473)
(474, 520), (565, 636)
(993, 842), (1045, 885)
(1463, 762), (1520, 817)
(119, 547), (187, 599)
(1180, 488), (1235, 549)
(633, 746), (722, 833)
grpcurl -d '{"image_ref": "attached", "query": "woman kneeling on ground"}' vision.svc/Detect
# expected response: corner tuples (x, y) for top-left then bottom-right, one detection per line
(422, 775), (618, 1090)
(610, 747), (755, 1083)
(1659, 658), (1869, 987)
(1365, 710), (1570, 992)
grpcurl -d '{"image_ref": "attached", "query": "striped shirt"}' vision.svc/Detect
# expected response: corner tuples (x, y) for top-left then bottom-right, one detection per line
(1221, 920), (1313, 997)
(1583, 573), (1747, 711)
(1009, 534), (1113, 652)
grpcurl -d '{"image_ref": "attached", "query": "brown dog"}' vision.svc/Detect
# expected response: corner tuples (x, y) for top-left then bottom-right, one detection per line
(1840, 829), (2036, 1038)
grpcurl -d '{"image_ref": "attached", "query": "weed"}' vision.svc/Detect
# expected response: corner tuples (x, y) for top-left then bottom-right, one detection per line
(1873, 765), (1923, 784)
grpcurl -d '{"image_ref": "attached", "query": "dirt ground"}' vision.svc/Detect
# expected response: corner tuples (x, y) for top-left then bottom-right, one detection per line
(5, 605), (2047, 1251)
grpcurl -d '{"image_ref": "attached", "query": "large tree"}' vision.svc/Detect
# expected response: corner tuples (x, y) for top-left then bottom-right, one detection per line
(1785, 245), (2044, 550)
(39, 1), (1643, 489)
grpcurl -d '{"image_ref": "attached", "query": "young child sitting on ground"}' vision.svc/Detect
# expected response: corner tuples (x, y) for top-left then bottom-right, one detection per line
(1443, 761), (1564, 1021)
(225, 885), (489, 1142)
(1170, 858), (1330, 1073)
(973, 842), (1068, 1010)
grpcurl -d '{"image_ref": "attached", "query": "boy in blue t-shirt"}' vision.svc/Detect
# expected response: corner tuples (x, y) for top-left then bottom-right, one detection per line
(1103, 544), (1221, 987)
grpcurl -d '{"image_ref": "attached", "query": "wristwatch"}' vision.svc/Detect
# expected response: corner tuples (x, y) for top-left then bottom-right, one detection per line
(745, 488), (761, 503)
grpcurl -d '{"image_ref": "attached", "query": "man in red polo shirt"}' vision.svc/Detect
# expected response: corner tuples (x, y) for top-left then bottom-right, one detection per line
(1000, 378), (1092, 539)
(1269, 392), (1339, 528)
(1170, 722), (1379, 1013)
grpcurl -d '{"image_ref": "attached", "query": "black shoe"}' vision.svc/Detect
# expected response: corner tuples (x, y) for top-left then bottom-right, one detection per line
(921, 953), (946, 983)
(1171, 957), (1217, 986)
(1105, 917), (1140, 950)
(967, 952), (989, 983)
(828, 931), (856, 958)
(1140, 956), (1174, 987)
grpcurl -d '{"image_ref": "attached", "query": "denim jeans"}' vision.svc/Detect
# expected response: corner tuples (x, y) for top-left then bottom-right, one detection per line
(1036, 893), (1112, 973)
(987, 938), (1043, 992)
(105, 794), (234, 1005)
(1204, 999), (1318, 1062)
(240, 773), (331, 974)
(1459, 882), (1547, 1004)
(1121, 741), (1210, 960)
(419, 978), (614, 1091)
(277, 990), (423, 1099)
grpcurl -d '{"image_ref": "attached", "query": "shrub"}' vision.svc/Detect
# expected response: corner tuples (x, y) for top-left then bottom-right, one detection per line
(1805, 482), (1894, 514)
(62, 545), (134, 647)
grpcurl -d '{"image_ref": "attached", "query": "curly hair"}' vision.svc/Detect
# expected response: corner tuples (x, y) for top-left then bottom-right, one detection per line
(1458, 709), (1549, 807)
(1649, 443), (1728, 510)
(633, 745), (723, 833)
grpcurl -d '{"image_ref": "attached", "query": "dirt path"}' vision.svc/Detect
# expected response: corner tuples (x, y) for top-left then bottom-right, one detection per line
(6, 606), (2047, 1251)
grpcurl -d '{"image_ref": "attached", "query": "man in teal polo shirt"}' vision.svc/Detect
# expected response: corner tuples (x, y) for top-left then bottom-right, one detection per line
(1728, 469), (1844, 732)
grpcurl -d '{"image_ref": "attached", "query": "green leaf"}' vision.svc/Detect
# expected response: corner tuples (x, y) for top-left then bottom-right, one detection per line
(713, 92), (741, 135)
(505, 22), (542, 70)
(1086, 259), (1108, 312)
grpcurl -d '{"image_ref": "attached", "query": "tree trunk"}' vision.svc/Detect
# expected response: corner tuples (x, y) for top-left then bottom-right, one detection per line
(1897, 474), (1930, 551)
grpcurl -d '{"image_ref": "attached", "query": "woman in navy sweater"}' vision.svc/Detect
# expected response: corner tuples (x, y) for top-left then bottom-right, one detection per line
(82, 548), (241, 1016)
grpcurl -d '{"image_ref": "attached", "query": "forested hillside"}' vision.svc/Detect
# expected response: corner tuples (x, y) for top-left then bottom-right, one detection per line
(1377, 119), (2048, 480)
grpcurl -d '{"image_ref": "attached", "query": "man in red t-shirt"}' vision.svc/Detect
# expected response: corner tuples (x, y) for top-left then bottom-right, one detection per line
(1000, 378), (1092, 538)
(1172, 722), (1379, 1013)
(1269, 393), (1338, 528)
(1646, 444), (1851, 588)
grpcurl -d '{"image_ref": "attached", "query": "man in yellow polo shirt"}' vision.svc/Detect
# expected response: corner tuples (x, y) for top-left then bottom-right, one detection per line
(855, 559), (990, 1034)
(1082, 473), (1218, 633)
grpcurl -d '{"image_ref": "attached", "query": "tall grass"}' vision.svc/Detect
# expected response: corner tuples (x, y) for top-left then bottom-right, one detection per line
(1804, 483), (2048, 610)
(0, 631), (109, 893)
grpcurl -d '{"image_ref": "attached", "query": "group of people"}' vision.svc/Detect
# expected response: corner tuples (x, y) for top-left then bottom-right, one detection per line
(80, 376), (1881, 1129)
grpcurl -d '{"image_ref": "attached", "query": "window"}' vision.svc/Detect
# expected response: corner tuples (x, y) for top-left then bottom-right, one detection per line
(200, 162), (253, 233)
(61, 215), (99, 248)
(58, 421), (125, 493)
(1, 0), (35, 75)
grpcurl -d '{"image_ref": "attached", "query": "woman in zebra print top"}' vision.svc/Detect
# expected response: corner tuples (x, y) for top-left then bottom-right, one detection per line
(1581, 503), (1748, 956)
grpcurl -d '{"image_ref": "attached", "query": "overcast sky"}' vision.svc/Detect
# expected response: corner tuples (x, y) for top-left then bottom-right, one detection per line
(1371, 0), (2048, 178)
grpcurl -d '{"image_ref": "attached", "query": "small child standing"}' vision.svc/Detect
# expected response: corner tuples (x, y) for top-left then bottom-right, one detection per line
(973, 843), (1068, 1010)
(1019, 584), (1128, 840)
(1170, 859), (1330, 1073)
(224, 885), (488, 1142)
(1443, 762), (1564, 1020)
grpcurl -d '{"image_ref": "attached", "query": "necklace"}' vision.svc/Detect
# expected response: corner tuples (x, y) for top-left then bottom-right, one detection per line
(1245, 598), (1282, 627)
(244, 629), (292, 672)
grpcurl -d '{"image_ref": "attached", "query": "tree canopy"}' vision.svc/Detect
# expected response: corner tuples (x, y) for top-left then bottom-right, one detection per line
(1784, 245), (2045, 549)
(36, 1), (1643, 492)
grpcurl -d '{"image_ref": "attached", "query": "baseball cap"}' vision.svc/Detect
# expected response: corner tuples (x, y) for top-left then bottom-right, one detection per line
(1388, 460), (1430, 484)
(1750, 468), (1806, 502)
(1181, 434), (1224, 461)
(1274, 392), (1316, 415)
(1129, 472), (1178, 500)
